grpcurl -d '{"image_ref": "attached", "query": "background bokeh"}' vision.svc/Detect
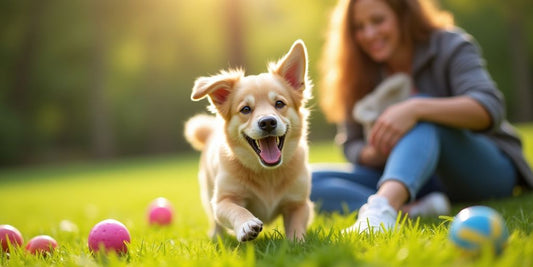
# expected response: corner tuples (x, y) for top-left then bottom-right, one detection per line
(1, 0), (532, 166)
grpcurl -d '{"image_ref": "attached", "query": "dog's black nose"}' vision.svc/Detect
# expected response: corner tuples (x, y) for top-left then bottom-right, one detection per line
(258, 116), (277, 132)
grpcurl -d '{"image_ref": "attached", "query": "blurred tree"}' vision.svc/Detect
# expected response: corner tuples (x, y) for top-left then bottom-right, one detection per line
(225, 0), (246, 67)
(89, 0), (116, 159)
(6, 1), (45, 163)
(0, 0), (530, 166)
(143, 1), (183, 154)
(501, 0), (533, 122)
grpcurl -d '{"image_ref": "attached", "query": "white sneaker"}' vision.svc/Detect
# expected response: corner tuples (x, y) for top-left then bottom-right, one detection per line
(406, 192), (451, 218)
(343, 195), (398, 234)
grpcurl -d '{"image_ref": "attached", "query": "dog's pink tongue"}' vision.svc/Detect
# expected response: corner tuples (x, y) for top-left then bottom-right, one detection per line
(258, 137), (281, 164)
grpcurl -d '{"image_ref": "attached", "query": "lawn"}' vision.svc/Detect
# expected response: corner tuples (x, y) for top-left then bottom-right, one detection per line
(1, 125), (532, 266)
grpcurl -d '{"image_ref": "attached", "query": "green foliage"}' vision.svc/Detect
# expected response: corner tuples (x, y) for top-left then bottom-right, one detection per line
(1, 139), (533, 266)
(0, 0), (531, 166)
(0, 0), (338, 164)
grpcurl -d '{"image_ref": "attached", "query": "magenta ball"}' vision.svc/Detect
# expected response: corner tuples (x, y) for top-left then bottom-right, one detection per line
(25, 235), (58, 255)
(88, 219), (131, 254)
(0, 225), (24, 252)
(148, 197), (174, 225)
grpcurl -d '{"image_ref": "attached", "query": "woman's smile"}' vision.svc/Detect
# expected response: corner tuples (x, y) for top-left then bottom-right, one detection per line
(353, 0), (401, 64)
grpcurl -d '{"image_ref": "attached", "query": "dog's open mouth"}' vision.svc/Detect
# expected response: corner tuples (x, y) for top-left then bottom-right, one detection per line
(245, 135), (286, 166)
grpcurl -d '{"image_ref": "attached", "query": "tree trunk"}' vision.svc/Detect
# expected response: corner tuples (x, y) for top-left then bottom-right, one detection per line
(506, 6), (533, 122)
(225, 0), (245, 67)
(9, 1), (45, 163)
(145, 32), (175, 154)
(89, 1), (115, 158)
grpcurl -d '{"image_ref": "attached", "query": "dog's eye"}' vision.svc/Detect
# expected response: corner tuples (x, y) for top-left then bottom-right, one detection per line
(275, 100), (286, 109)
(240, 106), (252, 114)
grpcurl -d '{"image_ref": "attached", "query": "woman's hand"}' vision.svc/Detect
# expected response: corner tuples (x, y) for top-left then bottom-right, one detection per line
(368, 96), (492, 155)
(369, 99), (419, 155)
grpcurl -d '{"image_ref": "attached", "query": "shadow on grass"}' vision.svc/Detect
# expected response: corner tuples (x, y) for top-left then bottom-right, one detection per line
(213, 226), (363, 266)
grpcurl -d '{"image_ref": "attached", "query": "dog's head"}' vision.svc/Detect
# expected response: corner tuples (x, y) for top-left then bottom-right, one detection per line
(191, 40), (311, 169)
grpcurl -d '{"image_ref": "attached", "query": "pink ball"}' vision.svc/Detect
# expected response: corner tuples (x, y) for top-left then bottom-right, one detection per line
(148, 197), (174, 226)
(88, 219), (131, 254)
(0, 224), (24, 252)
(25, 235), (58, 255)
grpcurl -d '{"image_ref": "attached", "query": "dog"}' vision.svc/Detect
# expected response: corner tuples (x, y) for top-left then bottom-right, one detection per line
(184, 40), (313, 242)
(353, 73), (412, 140)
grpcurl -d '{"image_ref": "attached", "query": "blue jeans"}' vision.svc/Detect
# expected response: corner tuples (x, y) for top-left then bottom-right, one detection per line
(311, 122), (517, 213)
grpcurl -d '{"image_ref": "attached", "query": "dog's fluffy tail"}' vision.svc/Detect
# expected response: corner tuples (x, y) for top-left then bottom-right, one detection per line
(184, 114), (217, 151)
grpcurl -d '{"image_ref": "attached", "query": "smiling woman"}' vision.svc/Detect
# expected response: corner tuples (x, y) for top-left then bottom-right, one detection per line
(352, 0), (404, 65)
(320, 0), (454, 119)
(312, 0), (533, 234)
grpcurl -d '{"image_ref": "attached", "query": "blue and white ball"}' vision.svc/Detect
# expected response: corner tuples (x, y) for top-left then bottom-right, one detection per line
(449, 206), (509, 254)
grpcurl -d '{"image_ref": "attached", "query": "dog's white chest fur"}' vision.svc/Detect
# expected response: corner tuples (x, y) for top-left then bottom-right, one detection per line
(243, 178), (294, 222)
(246, 191), (283, 222)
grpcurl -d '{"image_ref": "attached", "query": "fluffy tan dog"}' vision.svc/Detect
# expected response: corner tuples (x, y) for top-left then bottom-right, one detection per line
(184, 40), (313, 242)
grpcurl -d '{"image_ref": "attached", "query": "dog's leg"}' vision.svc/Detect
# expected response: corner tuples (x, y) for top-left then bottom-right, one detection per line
(214, 198), (263, 242)
(208, 223), (226, 240)
(283, 200), (313, 241)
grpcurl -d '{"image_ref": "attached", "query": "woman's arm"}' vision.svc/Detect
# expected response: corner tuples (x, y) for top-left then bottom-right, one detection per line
(370, 33), (502, 155)
(368, 96), (491, 155)
(409, 96), (491, 130)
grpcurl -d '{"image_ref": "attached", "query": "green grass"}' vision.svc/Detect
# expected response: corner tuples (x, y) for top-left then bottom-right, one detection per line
(1, 125), (533, 266)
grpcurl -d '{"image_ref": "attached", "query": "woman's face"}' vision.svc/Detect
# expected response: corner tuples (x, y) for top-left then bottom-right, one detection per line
(352, 0), (401, 64)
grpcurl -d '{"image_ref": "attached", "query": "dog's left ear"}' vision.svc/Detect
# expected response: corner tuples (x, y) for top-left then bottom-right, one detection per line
(271, 40), (308, 92)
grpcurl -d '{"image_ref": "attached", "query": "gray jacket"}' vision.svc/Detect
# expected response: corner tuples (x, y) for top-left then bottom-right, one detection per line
(341, 27), (533, 188)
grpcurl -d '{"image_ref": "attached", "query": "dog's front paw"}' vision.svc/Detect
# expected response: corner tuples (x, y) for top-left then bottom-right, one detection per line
(236, 218), (263, 242)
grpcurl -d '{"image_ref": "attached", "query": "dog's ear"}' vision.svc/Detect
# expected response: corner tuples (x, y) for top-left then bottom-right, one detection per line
(191, 77), (232, 105)
(271, 40), (308, 91)
(191, 70), (243, 115)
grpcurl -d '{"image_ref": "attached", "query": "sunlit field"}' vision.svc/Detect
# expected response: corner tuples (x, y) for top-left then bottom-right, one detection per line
(1, 125), (532, 266)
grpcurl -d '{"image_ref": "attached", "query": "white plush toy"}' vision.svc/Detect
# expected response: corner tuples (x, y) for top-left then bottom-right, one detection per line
(353, 73), (412, 140)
